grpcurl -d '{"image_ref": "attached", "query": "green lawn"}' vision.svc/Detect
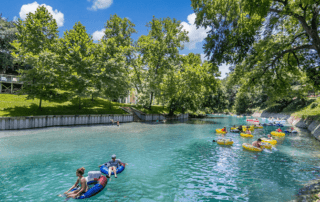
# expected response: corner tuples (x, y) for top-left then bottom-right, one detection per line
(0, 94), (133, 117)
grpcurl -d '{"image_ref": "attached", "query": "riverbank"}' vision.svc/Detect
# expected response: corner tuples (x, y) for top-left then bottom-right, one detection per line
(252, 111), (320, 202)
(252, 112), (320, 141)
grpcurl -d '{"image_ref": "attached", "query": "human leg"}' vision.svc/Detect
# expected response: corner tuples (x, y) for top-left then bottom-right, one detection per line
(108, 167), (113, 178)
(112, 167), (118, 178)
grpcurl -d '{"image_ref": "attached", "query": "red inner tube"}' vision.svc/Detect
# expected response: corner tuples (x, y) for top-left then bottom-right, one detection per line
(97, 175), (108, 187)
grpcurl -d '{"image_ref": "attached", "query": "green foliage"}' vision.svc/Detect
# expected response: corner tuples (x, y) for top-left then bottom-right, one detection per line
(191, 0), (320, 100)
(98, 14), (136, 101)
(159, 53), (219, 116)
(57, 22), (96, 109)
(11, 6), (60, 108)
(293, 97), (320, 119)
(136, 16), (189, 108)
(0, 15), (18, 72)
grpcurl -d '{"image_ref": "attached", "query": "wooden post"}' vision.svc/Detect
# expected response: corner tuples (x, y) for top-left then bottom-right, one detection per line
(0, 82), (2, 94)
(11, 76), (13, 94)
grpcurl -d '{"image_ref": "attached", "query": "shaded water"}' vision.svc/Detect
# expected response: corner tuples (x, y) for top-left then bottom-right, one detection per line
(0, 115), (320, 201)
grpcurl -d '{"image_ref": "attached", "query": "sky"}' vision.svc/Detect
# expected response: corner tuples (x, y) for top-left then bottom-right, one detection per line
(0, 0), (230, 78)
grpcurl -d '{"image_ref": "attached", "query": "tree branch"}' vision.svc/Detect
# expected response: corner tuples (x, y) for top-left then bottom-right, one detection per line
(292, 51), (301, 69)
(291, 32), (307, 44)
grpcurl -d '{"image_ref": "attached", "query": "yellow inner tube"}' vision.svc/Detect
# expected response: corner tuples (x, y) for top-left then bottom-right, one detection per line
(231, 127), (237, 130)
(261, 138), (277, 145)
(242, 143), (262, 152)
(216, 129), (227, 134)
(240, 133), (253, 138)
(254, 126), (263, 129)
(271, 131), (285, 137)
(261, 142), (272, 149)
(217, 139), (234, 145)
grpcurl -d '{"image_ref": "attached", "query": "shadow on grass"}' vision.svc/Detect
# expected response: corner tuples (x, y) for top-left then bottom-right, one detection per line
(1, 98), (133, 117)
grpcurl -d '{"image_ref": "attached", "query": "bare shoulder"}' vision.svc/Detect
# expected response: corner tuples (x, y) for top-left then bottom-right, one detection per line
(80, 177), (86, 183)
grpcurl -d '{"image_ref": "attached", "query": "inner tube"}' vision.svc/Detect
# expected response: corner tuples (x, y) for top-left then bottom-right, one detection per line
(261, 142), (272, 149)
(240, 133), (253, 138)
(285, 130), (298, 133)
(100, 163), (126, 176)
(216, 129), (227, 134)
(254, 126), (263, 129)
(242, 143), (262, 152)
(271, 131), (285, 137)
(261, 138), (277, 145)
(71, 175), (108, 199)
(217, 138), (233, 145)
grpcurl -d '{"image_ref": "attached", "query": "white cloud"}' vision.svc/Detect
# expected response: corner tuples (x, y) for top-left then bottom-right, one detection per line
(200, 53), (207, 63)
(19, 1), (64, 27)
(92, 28), (105, 41)
(181, 13), (210, 50)
(88, 0), (113, 11)
(218, 63), (231, 79)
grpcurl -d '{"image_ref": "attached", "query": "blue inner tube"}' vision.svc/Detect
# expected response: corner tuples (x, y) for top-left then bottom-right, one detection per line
(100, 164), (125, 175)
(71, 184), (104, 199)
(70, 176), (107, 199)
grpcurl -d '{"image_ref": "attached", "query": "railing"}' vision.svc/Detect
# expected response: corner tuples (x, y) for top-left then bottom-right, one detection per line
(0, 74), (23, 94)
(0, 74), (23, 84)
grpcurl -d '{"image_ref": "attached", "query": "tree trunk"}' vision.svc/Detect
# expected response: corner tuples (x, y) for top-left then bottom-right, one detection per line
(39, 97), (42, 109)
(149, 92), (154, 109)
(79, 96), (81, 109)
(168, 108), (174, 116)
(91, 94), (94, 101)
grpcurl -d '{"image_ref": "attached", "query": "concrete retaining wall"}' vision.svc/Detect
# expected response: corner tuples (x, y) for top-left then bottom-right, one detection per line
(0, 114), (134, 130)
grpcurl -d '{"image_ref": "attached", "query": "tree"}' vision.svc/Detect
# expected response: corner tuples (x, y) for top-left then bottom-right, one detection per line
(0, 15), (18, 73)
(191, 0), (320, 89)
(57, 22), (95, 109)
(160, 53), (219, 116)
(136, 16), (189, 108)
(11, 6), (60, 109)
(97, 14), (136, 103)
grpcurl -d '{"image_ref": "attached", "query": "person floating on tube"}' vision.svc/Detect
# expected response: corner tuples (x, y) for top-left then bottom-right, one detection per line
(99, 154), (128, 178)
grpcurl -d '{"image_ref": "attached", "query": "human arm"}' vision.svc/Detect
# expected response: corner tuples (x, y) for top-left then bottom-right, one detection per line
(99, 162), (110, 168)
(64, 178), (79, 194)
(75, 178), (87, 197)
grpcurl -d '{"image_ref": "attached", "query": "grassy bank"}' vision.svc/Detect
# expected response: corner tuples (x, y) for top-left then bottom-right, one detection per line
(0, 94), (132, 117)
(257, 97), (320, 120)
(292, 97), (320, 120)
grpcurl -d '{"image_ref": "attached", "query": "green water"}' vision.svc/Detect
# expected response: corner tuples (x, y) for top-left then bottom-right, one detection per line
(1, 115), (320, 202)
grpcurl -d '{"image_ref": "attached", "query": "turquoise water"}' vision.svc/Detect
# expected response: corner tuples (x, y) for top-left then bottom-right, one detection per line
(1, 115), (320, 202)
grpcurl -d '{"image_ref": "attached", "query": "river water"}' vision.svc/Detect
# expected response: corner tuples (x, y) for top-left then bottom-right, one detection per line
(0, 115), (319, 202)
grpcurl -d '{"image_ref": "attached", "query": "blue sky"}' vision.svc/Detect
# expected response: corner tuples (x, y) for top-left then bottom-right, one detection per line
(0, 0), (230, 78)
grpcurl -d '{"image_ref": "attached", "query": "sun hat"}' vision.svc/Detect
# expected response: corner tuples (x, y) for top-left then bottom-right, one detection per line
(111, 154), (116, 159)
